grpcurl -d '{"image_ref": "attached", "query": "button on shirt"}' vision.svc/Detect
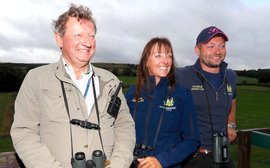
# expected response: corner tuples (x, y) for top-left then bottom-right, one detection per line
(63, 59), (100, 115)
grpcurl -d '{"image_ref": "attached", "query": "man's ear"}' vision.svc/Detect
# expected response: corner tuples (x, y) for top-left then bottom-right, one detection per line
(194, 45), (200, 57)
(54, 32), (63, 49)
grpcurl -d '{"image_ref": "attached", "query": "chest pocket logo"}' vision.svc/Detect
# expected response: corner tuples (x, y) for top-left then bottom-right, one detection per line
(226, 84), (233, 96)
(159, 97), (176, 112)
(191, 85), (204, 91)
(164, 97), (174, 107)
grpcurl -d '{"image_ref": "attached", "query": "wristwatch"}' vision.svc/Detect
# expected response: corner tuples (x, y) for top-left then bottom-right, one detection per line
(227, 123), (237, 129)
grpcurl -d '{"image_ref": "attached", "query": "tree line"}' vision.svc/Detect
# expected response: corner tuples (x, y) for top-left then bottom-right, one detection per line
(235, 69), (270, 84)
(0, 63), (137, 92)
(0, 63), (270, 92)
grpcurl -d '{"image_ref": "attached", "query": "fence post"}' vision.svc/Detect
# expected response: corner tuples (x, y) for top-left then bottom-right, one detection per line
(237, 130), (251, 168)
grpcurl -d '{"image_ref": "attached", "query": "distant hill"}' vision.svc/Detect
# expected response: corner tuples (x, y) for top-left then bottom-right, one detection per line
(1, 62), (270, 92)
(235, 69), (270, 79)
(0, 62), (137, 92)
(1, 62), (269, 73)
(0, 62), (137, 72)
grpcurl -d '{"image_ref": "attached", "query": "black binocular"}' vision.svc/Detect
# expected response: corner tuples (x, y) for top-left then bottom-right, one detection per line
(72, 150), (105, 168)
(212, 132), (230, 163)
(130, 143), (154, 168)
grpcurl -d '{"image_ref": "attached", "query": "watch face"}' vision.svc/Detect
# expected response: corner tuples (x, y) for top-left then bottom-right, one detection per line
(228, 123), (236, 129)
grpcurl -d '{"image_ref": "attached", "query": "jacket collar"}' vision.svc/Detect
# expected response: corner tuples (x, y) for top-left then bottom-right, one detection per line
(54, 57), (71, 82)
(193, 58), (228, 77)
(53, 57), (103, 81)
(148, 76), (169, 88)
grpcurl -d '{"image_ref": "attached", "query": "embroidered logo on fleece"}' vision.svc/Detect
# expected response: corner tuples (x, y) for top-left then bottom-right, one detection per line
(132, 97), (144, 102)
(191, 85), (204, 91)
(159, 97), (176, 112)
(226, 84), (233, 96)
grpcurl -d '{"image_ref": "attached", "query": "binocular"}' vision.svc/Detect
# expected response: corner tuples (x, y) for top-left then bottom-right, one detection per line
(130, 143), (154, 168)
(73, 150), (105, 168)
(212, 132), (230, 163)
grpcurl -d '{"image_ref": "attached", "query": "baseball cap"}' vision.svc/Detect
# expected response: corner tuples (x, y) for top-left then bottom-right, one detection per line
(196, 26), (228, 45)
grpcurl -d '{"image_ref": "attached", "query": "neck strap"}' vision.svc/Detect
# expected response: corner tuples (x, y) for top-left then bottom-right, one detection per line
(60, 72), (106, 165)
(195, 70), (229, 136)
(91, 73), (106, 159)
(134, 86), (171, 154)
(60, 81), (74, 165)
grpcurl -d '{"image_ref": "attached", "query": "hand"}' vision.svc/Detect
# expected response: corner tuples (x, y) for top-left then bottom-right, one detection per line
(227, 127), (237, 142)
(105, 160), (111, 168)
(137, 157), (162, 168)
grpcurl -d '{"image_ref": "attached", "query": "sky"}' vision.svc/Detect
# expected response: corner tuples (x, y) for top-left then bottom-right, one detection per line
(0, 0), (270, 70)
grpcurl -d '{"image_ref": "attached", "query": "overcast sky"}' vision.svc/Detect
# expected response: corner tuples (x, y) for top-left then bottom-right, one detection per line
(1, 0), (270, 70)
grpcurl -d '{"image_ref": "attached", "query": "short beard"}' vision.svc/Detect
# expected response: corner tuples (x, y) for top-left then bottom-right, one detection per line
(207, 63), (221, 68)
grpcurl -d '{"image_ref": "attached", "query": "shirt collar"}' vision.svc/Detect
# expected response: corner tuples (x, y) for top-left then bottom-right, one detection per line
(62, 58), (93, 79)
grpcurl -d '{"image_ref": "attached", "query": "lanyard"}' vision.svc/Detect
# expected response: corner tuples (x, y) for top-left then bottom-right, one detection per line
(83, 78), (91, 98)
(83, 72), (95, 99)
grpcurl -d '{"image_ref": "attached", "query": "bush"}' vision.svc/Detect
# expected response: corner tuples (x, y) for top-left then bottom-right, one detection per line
(258, 72), (270, 83)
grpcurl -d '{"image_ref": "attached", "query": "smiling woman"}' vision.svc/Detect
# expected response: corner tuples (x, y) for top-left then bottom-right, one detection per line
(125, 37), (200, 168)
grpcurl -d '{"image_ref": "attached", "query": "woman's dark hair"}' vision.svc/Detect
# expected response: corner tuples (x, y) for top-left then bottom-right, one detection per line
(134, 37), (176, 100)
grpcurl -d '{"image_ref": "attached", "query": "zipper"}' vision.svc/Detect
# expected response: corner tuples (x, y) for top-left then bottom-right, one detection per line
(189, 112), (194, 138)
(193, 68), (227, 102)
(215, 91), (218, 101)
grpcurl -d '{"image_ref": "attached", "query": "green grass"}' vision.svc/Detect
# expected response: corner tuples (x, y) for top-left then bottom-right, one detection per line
(237, 76), (258, 84)
(236, 85), (270, 129)
(0, 92), (14, 153)
(0, 135), (14, 152)
(0, 92), (12, 135)
(0, 92), (10, 122)
(118, 76), (137, 85)
(250, 147), (270, 168)
(0, 93), (14, 152)
(231, 85), (270, 167)
(118, 75), (137, 93)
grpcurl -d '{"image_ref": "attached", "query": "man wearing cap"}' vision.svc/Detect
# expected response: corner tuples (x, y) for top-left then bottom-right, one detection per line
(176, 26), (237, 168)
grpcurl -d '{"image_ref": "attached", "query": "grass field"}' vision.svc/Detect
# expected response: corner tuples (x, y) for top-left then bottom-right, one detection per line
(236, 85), (270, 129)
(0, 93), (10, 123)
(1, 77), (270, 167)
(119, 76), (137, 93)
(0, 92), (15, 152)
(119, 76), (137, 86)
(237, 76), (258, 84)
(231, 85), (270, 168)
(0, 92), (14, 136)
